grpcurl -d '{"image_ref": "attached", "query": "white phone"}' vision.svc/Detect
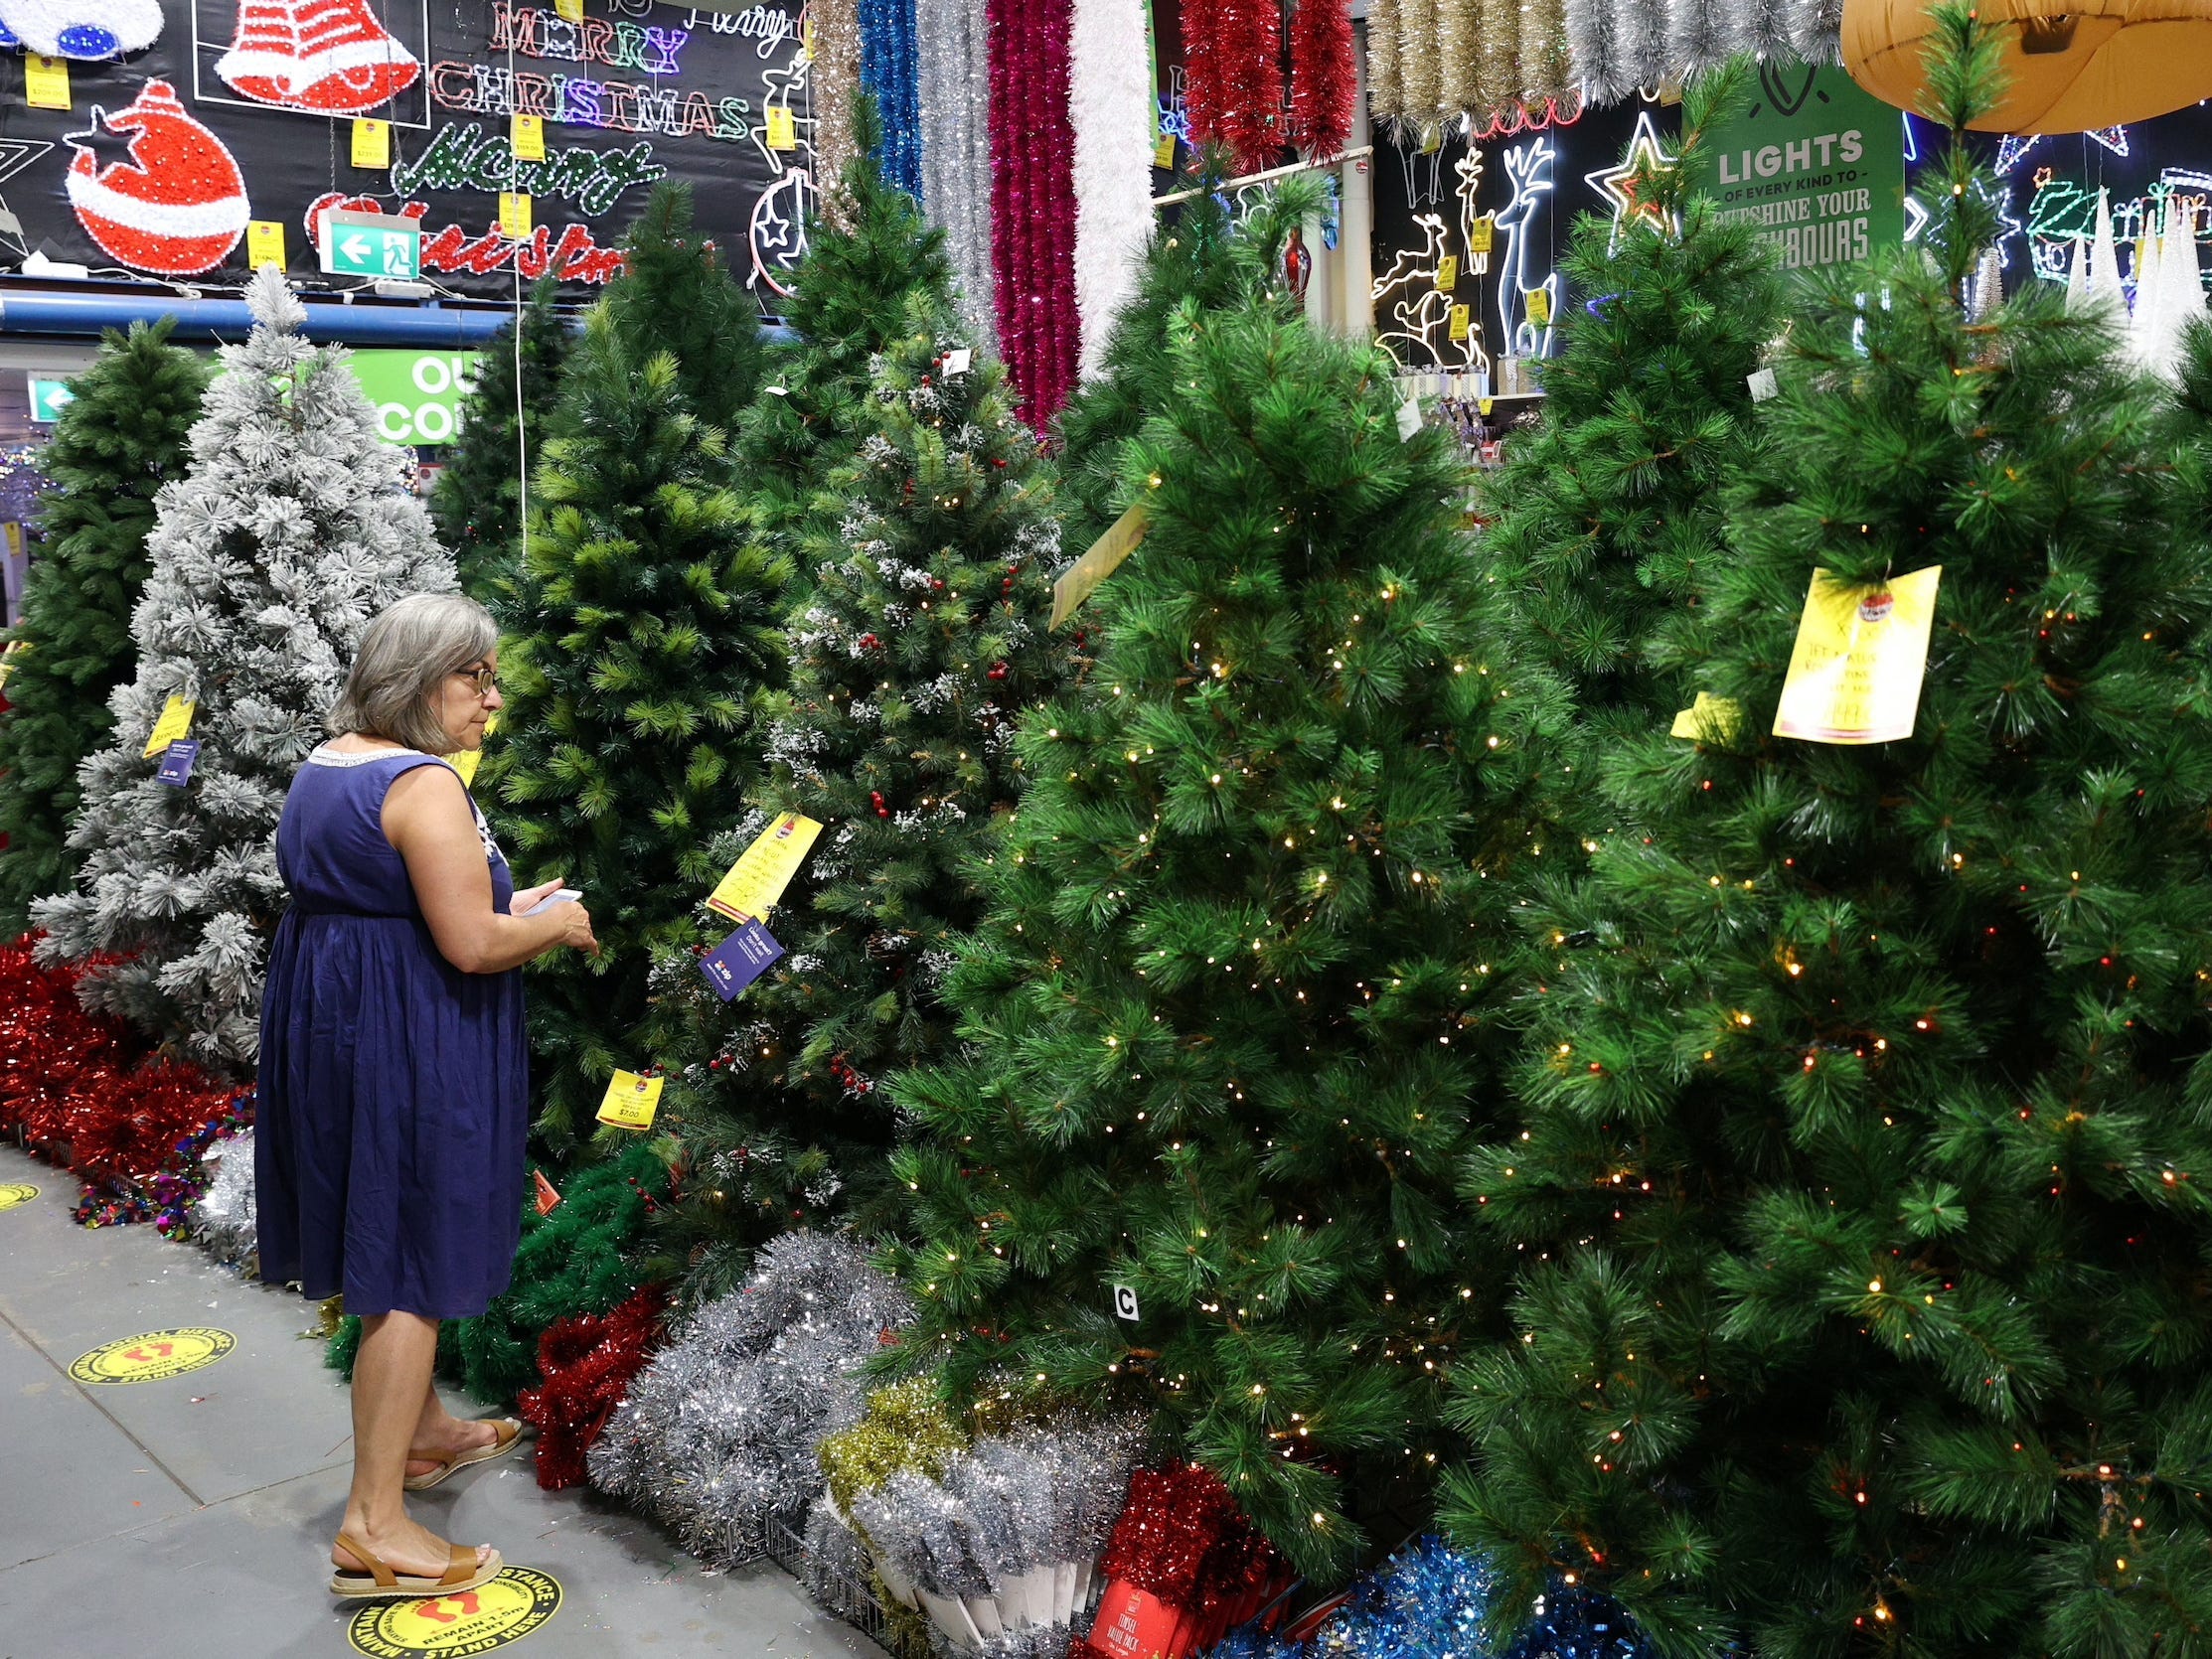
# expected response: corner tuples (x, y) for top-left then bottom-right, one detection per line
(519, 887), (582, 917)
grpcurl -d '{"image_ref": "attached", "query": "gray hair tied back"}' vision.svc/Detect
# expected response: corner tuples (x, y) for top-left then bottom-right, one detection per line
(328, 592), (498, 756)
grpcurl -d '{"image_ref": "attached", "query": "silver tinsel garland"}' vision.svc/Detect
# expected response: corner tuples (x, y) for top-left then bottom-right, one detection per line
(916, 0), (998, 353)
(585, 1231), (913, 1566)
(191, 1128), (256, 1269)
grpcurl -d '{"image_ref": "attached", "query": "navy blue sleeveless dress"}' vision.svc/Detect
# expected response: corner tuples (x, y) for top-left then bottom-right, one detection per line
(255, 747), (530, 1319)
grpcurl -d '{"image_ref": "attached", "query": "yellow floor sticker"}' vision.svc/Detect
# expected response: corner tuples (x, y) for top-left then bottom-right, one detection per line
(0, 1182), (38, 1212)
(69, 1326), (236, 1384)
(347, 1568), (562, 1657)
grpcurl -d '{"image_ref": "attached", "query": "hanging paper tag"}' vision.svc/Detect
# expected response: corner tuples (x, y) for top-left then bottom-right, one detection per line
(1747, 367), (1779, 402)
(1469, 216), (1495, 254)
(1418, 122), (1442, 155)
(700, 918), (785, 1001)
(706, 812), (822, 922)
(1395, 396), (1423, 441)
(1526, 288), (1553, 328)
(1152, 130), (1176, 170)
(595, 1070), (663, 1131)
(511, 113), (546, 161)
(1478, 397), (1494, 416)
(0, 639), (26, 690)
(142, 695), (196, 758)
(1668, 691), (1745, 742)
(553, 0), (582, 18)
(1434, 255), (1458, 291)
(246, 220), (286, 270)
(1050, 501), (1150, 630)
(1448, 304), (1471, 342)
(23, 54), (70, 110)
(351, 117), (390, 169)
(532, 1168), (562, 1215)
(944, 348), (972, 377)
(1111, 1284), (1140, 1320)
(499, 192), (533, 239)
(1773, 565), (1942, 745)
(155, 739), (201, 787)
(764, 105), (795, 151)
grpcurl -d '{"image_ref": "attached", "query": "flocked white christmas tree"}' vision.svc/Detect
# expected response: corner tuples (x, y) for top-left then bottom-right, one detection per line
(34, 267), (454, 1072)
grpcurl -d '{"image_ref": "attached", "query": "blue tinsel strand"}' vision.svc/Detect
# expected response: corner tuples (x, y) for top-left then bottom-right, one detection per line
(858, 0), (922, 198)
(1503, 1586), (1656, 1659)
(1211, 1535), (1501, 1659)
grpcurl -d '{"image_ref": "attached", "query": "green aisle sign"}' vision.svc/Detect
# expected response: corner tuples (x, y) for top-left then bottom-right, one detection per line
(320, 210), (420, 280)
(349, 351), (480, 445)
(1707, 63), (1906, 273)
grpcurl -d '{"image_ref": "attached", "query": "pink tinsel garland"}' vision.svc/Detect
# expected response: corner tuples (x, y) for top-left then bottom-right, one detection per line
(987, 0), (1079, 428)
(1289, 0), (1356, 159)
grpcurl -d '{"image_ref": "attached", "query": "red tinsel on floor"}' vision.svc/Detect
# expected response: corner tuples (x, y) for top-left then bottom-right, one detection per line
(517, 1282), (669, 1490)
(1075, 1461), (1291, 1658)
(0, 933), (248, 1230)
(1289, 0), (1356, 159)
(1182, 0), (1286, 173)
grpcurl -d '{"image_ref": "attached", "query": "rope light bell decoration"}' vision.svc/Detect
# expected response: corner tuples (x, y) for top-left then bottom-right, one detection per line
(1842, 0), (2212, 129)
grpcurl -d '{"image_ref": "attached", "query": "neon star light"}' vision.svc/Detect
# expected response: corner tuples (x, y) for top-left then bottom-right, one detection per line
(1582, 109), (1679, 243)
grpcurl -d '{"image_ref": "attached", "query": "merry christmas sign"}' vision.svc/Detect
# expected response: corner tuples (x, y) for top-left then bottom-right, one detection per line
(0, 0), (811, 298)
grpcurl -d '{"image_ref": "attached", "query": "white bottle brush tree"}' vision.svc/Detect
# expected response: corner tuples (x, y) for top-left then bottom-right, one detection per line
(35, 267), (455, 1073)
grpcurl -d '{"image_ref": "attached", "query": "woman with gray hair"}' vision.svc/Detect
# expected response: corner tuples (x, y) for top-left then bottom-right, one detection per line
(255, 592), (597, 1599)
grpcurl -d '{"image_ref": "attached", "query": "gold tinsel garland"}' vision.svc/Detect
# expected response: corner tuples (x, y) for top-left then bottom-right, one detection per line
(1366, 0), (1403, 124)
(1368, 0), (1582, 122)
(811, 0), (864, 228)
(818, 1378), (966, 1519)
(1397, 0), (1440, 120)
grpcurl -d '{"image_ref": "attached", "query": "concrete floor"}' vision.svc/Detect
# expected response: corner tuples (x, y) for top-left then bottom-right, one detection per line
(0, 1143), (887, 1659)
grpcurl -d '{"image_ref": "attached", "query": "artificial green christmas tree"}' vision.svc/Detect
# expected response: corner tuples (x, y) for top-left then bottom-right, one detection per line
(654, 306), (1073, 1302)
(736, 95), (956, 574)
(0, 322), (208, 934)
(1443, 21), (2212, 1657)
(1483, 70), (1780, 753)
(484, 216), (789, 1156)
(1053, 157), (1323, 548)
(883, 297), (1566, 1580)
(429, 279), (571, 604)
(602, 183), (768, 436)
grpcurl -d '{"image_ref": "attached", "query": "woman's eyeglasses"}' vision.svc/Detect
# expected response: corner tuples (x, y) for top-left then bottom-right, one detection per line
(455, 665), (498, 697)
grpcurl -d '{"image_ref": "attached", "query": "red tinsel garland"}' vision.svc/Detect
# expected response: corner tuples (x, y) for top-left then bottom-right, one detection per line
(1182, 0), (1286, 173)
(987, 0), (1079, 429)
(1288, 0), (1356, 159)
(1076, 1461), (1288, 1657)
(517, 1282), (668, 1490)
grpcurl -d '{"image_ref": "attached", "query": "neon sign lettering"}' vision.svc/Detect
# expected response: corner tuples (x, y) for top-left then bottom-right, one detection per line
(392, 120), (666, 215)
(680, 5), (800, 58)
(306, 192), (627, 283)
(491, 3), (688, 75)
(430, 61), (749, 143)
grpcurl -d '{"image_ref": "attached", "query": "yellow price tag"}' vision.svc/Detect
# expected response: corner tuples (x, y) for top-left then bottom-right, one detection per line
(764, 105), (795, 151)
(1668, 692), (1745, 742)
(1152, 131), (1176, 169)
(596, 1070), (662, 1131)
(511, 113), (546, 161)
(1448, 304), (1471, 342)
(23, 53), (70, 110)
(1478, 397), (1494, 416)
(351, 117), (390, 169)
(1469, 217), (1495, 254)
(1435, 255), (1458, 291)
(553, 0), (582, 18)
(707, 813), (822, 923)
(246, 220), (286, 270)
(1526, 288), (1552, 328)
(499, 192), (533, 238)
(142, 694), (196, 758)
(1050, 500), (1149, 631)
(449, 713), (497, 785)
(1773, 566), (1942, 745)
(0, 639), (26, 690)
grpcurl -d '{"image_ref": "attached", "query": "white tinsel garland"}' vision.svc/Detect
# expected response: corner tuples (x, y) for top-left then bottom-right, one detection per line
(1069, 0), (1155, 380)
(1667, 0), (1745, 80)
(916, 0), (998, 352)
(191, 1128), (257, 1269)
(1789, 0), (1841, 61)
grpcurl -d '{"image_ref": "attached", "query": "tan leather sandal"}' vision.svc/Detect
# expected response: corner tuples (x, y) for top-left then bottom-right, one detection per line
(402, 1417), (526, 1491)
(330, 1531), (503, 1599)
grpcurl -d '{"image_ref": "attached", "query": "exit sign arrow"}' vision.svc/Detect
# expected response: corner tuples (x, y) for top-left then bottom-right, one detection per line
(319, 208), (420, 281)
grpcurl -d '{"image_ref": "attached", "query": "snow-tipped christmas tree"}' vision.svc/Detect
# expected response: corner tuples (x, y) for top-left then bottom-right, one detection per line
(883, 297), (1568, 1581)
(735, 94), (957, 575)
(33, 269), (454, 1072)
(1443, 21), (2212, 1655)
(0, 320), (209, 933)
(654, 305), (1073, 1301)
(484, 211), (789, 1157)
(430, 278), (571, 604)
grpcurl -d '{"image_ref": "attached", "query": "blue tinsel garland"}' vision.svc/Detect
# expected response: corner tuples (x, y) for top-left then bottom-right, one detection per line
(857, 0), (921, 199)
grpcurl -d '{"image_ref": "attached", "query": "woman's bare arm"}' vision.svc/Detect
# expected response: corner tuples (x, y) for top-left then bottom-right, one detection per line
(383, 763), (596, 974)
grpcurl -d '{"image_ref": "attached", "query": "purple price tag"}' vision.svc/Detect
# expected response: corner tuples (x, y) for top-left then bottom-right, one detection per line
(700, 918), (784, 1001)
(155, 739), (200, 787)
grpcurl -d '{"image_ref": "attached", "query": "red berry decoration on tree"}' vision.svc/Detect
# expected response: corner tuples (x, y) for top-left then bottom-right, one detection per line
(870, 790), (890, 818)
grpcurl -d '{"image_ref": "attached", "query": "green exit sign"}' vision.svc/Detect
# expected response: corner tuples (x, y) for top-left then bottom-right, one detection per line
(319, 209), (420, 280)
(26, 377), (73, 422)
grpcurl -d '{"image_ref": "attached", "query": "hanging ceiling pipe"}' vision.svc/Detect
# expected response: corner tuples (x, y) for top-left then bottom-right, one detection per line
(0, 286), (520, 346)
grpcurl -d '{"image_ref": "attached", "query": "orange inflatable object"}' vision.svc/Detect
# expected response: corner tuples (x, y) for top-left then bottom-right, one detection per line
(1841, 0), (2212, 131)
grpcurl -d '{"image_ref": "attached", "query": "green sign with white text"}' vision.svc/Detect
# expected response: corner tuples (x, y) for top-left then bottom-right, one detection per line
(1707, 63), (1905, 273)
(348, 351), (481, 446)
